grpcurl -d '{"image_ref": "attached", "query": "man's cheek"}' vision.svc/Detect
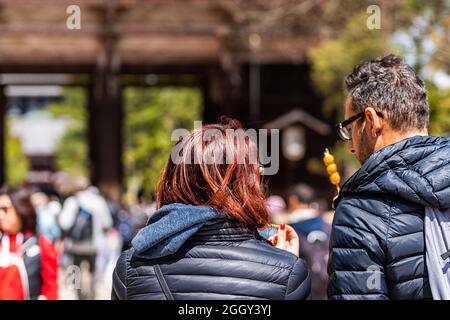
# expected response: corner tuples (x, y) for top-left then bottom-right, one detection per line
(348, 141), (356, 154)
(349, 130), (357, 153)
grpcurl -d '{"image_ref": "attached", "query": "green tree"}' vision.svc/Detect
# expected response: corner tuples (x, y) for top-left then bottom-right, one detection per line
(428, 82), (450, 136)
(309, 11), (385, 118)
(124, 87), (202, 196)
(47, 87), (88, 177)
(47, 86), (202, 200)
(308, 1), (450, 179)
(5, 117), (29, 186)
(401, 0), (449, 73)
(308, 11), (386, 177)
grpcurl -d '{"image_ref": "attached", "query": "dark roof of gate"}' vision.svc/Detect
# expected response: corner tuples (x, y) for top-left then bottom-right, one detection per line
(0, 0), (339, 69)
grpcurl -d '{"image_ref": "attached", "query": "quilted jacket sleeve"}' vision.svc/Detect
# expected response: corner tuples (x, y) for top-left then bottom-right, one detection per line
(285, 258), (311, 300)
(111, 251), (129, 300)
(327, 194), (391, 300)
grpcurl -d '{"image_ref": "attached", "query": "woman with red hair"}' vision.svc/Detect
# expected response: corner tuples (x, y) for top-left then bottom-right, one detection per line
(112, 117), (310, 300)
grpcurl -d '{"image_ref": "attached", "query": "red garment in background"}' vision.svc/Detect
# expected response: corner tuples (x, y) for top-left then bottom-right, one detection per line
(38, 235), (58, 300)
(0, 233), (58, 300)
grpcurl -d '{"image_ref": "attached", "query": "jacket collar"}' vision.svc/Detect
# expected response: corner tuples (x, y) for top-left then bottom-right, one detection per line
(335, 135), (450, 209)
(188, 219), (260, 242)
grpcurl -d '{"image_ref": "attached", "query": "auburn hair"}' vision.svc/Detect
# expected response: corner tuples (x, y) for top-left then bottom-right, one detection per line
(156, 117), (269, 228)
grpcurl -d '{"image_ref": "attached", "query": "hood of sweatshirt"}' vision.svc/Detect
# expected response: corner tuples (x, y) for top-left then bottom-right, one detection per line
(131, 203), (224, 259)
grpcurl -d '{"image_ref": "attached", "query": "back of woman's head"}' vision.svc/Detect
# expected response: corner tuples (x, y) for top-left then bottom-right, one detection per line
(156, 117), (269, 228)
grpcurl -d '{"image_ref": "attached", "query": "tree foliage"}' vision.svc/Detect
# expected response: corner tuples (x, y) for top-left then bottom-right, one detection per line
(47, 86), (202, 198)
(309, 11), (385, 117)
(124, 87), (202, 196)
(308, 0), (450, 178)
(47, 87), (88, 177)
(5, 117), (29, 186)
(428, 81), (450, 136)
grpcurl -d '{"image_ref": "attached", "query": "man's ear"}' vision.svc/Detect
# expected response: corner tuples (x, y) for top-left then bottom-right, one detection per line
(364, 107), (382, 138)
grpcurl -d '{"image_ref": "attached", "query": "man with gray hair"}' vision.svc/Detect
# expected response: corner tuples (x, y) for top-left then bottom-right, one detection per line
(328, 55), (450, 299)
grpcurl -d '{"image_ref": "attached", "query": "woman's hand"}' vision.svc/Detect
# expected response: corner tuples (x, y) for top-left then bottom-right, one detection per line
(268, 224), (299, 257)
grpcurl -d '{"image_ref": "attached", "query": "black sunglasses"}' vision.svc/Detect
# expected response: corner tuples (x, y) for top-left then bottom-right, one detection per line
(336, 111), (384, 140)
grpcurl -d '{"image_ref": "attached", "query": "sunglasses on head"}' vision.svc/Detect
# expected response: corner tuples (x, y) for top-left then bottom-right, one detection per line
(336, 111), (384, 140)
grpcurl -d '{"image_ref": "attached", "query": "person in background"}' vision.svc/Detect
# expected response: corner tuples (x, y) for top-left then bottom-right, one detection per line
(130, 189), (155, 228)
(97, 195), (123, 298)
(286, 183), (330, 300)
(287, 183), (331, 238)
(112, 117), (311, 300)
(59, 177), (113, 299)
(31, 191), (61, 243)
(0, 187), (58, 300)
(265, 195), (288, 224)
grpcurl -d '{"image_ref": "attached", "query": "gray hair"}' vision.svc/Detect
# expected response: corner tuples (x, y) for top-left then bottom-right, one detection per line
(345, 54), (429, 132)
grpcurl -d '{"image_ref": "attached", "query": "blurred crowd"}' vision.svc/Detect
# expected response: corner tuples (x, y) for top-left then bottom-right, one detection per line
(0, 178), (156, 300)
(266, 184), (332, 300)
(0, 176), (331, 300)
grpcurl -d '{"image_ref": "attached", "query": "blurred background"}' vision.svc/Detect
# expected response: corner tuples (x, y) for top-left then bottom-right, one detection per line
(0, 0), (448, 299)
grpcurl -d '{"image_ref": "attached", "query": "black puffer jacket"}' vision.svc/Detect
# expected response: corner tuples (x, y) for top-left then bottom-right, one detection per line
(328, 135), (450, 300)
(112, 219), (311, 300)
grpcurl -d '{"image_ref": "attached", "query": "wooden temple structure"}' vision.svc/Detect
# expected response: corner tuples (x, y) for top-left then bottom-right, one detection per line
(0, 0), (340, 200)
